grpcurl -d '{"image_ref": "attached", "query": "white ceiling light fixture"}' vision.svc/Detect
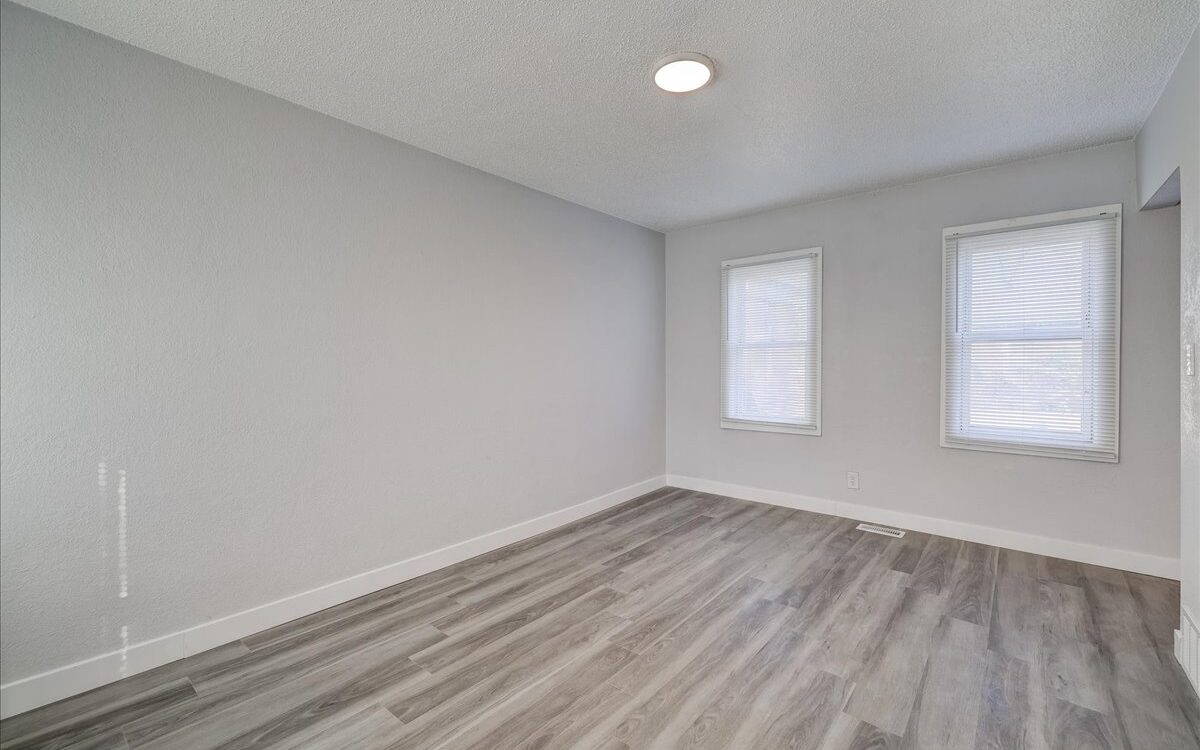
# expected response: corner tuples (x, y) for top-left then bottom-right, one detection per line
(653, 52), (715, 93)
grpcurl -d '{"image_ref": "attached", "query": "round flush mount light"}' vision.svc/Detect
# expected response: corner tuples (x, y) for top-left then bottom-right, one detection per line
(653, 52), (715, 93)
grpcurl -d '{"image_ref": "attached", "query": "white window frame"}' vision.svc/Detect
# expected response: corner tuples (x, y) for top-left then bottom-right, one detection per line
(720, 247), (823, 436)
(939, 205), (1122, 462)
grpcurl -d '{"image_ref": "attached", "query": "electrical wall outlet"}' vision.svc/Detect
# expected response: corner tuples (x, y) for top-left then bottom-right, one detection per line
(846, 471), (860, 490)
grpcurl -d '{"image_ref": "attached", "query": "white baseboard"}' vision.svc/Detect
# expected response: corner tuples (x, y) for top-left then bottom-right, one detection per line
(0, 475), (666, 720)
(1177, 605), (1200, 697)
(666, 475), (1180, 580)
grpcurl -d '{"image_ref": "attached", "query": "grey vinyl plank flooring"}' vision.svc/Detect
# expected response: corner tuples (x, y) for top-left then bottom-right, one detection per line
(135, 630), (437, 749)
(125, 625), (444, 748)
(511, 683), (632, 750)
(386, 612), (627, 749)
(386, 590), (623, 725)
(908, 535), (962, 597)
(945, 541), (999, 626)
(899, 616), (990, 750)
(1108, 647), (1199, 749)
(0, 679), (195, 750)
(1045, 698), (1125, 749)
(3, 487), (1197, 750)
(192, 595), (457, 696)
(604, 576), (765, 695)
(989, 574), (1044, 661)
(413, 567), (619, 672)
(239, 574), (471, 650)
(434, 643), (636, 750)
(669, 627), (809, 749)
(756, 669), (856, 749)
(1125, 571), (1181, 648)
(819, 713), (903, 750)
(606, 597), (788, 748)
(887, 529), (934, 575)
(0, 642), (246, 749)
(770, 519), (860, 606)
(606, 553), (755, 653)
(843, 590), (947, 735)
(271, 705), (408, 750)
(975, 650), (1046, 750)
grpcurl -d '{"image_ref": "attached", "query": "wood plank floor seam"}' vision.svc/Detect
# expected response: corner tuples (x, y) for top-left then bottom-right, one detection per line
(2, 487), (1196, 750)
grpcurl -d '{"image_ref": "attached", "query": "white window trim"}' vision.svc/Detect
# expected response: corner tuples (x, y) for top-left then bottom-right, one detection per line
(939, 204), (1122, 463)
(720, 246), (823, 436)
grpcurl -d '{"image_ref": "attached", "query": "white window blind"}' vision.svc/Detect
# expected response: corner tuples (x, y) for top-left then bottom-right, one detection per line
(721, 248), (821, 434)
(941, 206), (1121, 461)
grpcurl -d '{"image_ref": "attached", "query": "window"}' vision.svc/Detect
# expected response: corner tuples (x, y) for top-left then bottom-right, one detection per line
(721, 248), (821, 434)
(941, 206), (1121, 461)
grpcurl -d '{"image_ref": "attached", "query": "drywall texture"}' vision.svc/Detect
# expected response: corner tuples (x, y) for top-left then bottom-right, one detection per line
(1137, 25), (1200, 617)
(0, 3), (665, 686)
(667, 142), (1181, 563)
(12, 0), (1198, 230)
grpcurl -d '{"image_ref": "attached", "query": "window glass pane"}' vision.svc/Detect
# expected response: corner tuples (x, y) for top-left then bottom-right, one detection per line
(966, 340), (1083, 435)
(942, 210), (1119, 461)
(727, 346), (809, 424)
(721, 252), (820, 432)
(965, 241), (1083, 333)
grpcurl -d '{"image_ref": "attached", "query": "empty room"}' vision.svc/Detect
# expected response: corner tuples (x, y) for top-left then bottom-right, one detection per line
(1, 1), (1198, 748)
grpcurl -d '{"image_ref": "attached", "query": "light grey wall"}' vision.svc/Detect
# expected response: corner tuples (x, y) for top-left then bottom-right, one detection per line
(1136, 25), (1199, 616)
(667, 141), (1180, 562)
(0, 3), (664, 685)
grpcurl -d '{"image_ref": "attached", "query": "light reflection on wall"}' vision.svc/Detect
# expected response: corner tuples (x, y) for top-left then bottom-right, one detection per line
(101, 460), (132, 677)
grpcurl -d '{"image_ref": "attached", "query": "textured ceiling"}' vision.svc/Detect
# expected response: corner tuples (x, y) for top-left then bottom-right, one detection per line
(11, 0), (1199, 231)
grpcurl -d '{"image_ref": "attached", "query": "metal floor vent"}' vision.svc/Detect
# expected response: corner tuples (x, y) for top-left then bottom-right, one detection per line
(856, 522), (905, 538)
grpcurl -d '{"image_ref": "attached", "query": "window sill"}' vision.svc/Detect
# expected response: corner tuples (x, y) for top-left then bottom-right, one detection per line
(940, 438), (1118, 463)
(721, 419), (821, 436)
